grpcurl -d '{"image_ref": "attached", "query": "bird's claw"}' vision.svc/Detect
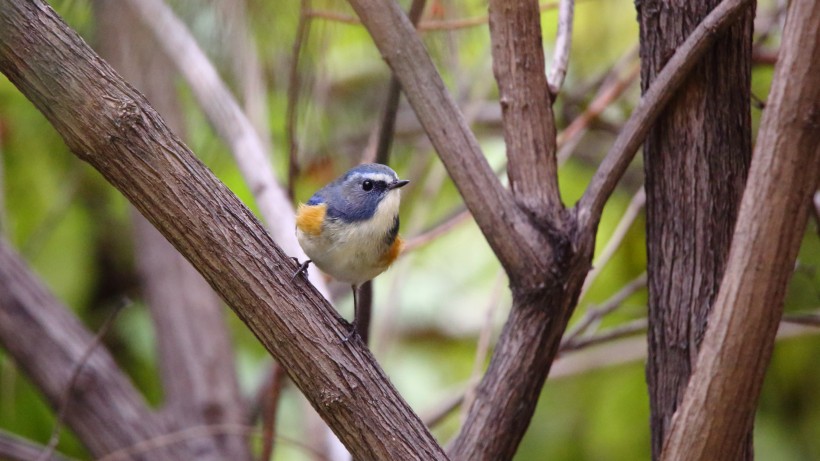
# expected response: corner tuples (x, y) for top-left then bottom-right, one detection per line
(342, 321), (359, 343)
(291, 259), (312, 281)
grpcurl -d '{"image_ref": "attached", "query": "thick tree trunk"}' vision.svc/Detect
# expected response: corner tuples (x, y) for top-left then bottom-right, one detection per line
(661, 1), (820, 457)
(638, 0), (754, 457)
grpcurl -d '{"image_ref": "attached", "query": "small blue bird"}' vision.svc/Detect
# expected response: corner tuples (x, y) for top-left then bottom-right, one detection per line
(294, 163), (409, 338)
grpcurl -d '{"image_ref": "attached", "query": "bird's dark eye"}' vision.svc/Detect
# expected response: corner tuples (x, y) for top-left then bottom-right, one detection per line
(362, 180), (374, 191)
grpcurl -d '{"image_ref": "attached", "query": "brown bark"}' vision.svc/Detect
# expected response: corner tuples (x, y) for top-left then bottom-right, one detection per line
(94, 3), (250, 459)
(488, 0), (562, 219)
(0, 241), (194, 460)
(345, 0), (755, 458)
(0, 430), (71, 461)
(661, 0), (820, 458)
(0, 2), (445, 459)
(638, 0), (754, 458)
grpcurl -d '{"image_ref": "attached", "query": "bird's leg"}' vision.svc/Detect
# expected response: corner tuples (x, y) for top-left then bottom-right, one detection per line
(344, 284), (359, 342)
(291, 258), (312, 280)
(345, 281), (373, 344)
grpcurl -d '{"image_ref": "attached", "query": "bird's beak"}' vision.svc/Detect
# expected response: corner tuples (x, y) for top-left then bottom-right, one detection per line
(388, 179), (410, 190)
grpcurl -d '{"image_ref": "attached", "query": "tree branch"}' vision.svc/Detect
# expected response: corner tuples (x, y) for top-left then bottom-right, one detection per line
(576, 0), (755, 231)
(0, 2), (445, 459)
(661, 0), (820, 458)
(0, 430), (73, 461)
(489, 0), (563, 218)
(547, 0), (574, 96)
(0, 241), (194, 460)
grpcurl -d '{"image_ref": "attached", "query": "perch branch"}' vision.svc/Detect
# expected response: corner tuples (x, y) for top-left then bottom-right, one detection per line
(0, 2), (446, 459)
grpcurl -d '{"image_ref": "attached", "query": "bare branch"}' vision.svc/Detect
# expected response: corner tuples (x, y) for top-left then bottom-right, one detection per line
(661, 0), (820, 457)
(557, 58), (639, 160)
(0, 241), (192, 459)
(577, 0), (755, 231)
(565, 272), (647, 343)
(782, 311), (820, 328)
(37, 301), (126, 461)
(547, 0), (575, 96)
(489, 0), (562, 217)
(561, 318), (647, 352)
(0, 3), (445, 458)
(0, 429), (74, 461)
(371, 0), (426, 166)
(259, 364), (286, 461)
(403, 206), (471, 253)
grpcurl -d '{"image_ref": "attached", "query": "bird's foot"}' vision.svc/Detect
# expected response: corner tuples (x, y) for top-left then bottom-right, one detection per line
(342, 321), (359, 343)
(291, 258), (312, 281)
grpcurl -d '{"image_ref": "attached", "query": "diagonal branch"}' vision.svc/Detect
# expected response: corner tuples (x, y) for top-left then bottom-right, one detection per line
(346, 0), (550, 280)
(489, 0), (563, 218)
(0, 2), (445, 459)
(0, 241), (195, 460)
(576, 0), (755, 232)
(0, 430), (73, 461)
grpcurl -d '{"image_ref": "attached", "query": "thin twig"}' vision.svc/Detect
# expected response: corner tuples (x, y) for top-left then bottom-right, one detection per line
(564, 273), (647, 343)
(577, 0), (755, 231)
(0, 430), (75, 461)
(97, 424), (329, 461)
(37, 301), (129, 461)
(781, 311), (820, 327)
(557, 61), (640, 157)
(561, 318), (648, 352)
(286, 0), (312, 200)
(402, 206), (472, 253)
(547, 0), (575, 97)
(422, 392), (464, 428)
(259, 363), (286, 461)
(578, 186), (645, 299)
(371, 0), (426, 165)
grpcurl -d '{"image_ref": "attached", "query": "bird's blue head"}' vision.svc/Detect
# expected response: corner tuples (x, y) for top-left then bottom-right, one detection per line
(307, 163), (409, 223)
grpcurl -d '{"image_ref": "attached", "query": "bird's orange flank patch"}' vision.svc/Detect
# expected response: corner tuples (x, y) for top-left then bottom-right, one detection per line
(381, 235), (404, 267)
(296, 203), (326, 236)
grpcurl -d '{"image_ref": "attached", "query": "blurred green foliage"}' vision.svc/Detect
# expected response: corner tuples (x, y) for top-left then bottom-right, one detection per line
(0, 0), (817, 460)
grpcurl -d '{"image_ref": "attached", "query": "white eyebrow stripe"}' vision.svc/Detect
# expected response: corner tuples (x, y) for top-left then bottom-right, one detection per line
(351, 172), (395, 183)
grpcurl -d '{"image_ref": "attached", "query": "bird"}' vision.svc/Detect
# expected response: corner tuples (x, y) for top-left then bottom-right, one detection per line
(294, 163), (409, 341)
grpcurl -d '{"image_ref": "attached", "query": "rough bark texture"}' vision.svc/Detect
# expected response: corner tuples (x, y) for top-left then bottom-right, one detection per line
(488, 0), (562, 219)
(0, 2), (445, 459)
(638, 0), (754, 457)
(0, 241), (193, 460)
(94, 3), (250, 459)
(661, 1), (820, 458)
